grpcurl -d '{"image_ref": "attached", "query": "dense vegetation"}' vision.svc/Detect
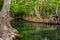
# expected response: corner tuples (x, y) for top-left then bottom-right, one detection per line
(0, 0), (60, 17)
(10, 0), (60, 17)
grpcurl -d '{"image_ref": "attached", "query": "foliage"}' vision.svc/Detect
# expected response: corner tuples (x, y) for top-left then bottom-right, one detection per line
(10, 0), (60, 17)
(39, 0), (60, 17)
(0, 0), (60, 17)
(10, 0), (38, 15)
(0, 0), (3, 11)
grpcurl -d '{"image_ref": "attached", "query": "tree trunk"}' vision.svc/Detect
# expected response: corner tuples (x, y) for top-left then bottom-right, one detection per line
(0, 0), (18, 40)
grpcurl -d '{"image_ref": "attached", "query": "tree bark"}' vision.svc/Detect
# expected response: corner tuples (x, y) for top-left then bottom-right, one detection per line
(0, 0), (18, 40)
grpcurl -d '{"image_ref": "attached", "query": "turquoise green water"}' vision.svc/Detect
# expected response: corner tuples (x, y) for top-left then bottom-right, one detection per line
(11, 19), (60, 40)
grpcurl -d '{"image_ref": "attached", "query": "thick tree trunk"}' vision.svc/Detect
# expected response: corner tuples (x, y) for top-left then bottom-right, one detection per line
(0, 0), (18, 40)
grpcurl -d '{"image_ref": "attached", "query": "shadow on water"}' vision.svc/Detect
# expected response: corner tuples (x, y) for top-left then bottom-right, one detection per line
(11, 19), (60, 40)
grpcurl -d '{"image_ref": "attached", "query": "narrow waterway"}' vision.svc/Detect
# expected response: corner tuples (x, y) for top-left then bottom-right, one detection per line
(11, 19), (60, 40)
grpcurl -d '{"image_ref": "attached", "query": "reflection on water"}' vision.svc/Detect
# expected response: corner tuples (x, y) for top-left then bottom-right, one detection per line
(0, 38), (2, 40)
(41, 37), (49, 40)
(11, 19), (60, 40)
